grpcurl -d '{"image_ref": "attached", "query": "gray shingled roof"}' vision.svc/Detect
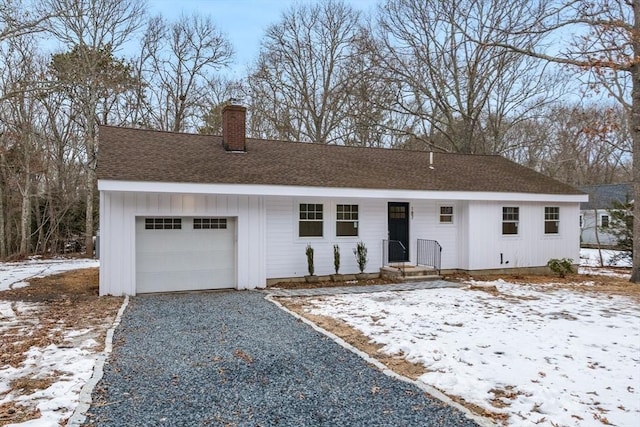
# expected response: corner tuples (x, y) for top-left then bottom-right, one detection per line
(579, 183), (632, 210)
(97, 125), (583, 195)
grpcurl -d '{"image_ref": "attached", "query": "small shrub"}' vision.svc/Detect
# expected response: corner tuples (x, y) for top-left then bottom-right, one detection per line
(333, 244), (340, 274)
(353, 241), (368, 273)
(305, 244), (314, 276)
(547, 258), (574, 278)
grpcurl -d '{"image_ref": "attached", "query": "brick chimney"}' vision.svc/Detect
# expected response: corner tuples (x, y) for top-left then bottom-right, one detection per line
(222, 104), (246, 152)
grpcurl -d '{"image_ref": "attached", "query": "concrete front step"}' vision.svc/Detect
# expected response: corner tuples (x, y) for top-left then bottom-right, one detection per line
(380, 265), (440, 281)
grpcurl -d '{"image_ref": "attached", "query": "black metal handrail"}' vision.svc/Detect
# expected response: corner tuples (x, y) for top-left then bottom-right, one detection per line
(417, 239), (442, 274)
(382, 239), (407, 267)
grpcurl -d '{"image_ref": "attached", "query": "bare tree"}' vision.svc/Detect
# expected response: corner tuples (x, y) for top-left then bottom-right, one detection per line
(140, 14), (233, 132)
(372, 0), (564, 154)
(42, 0), (145, 256)
(480, 0), (639, 281)
(507, 104), (631, 185)
(0, 34), (48, 255)
(248, 0), (362, 144)
(198, 77), (244, 135)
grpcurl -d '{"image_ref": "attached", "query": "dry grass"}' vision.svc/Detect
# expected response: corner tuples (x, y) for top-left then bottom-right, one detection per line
(447, 271), (640, 302)
(0, 267), (123, 426)
(269, 277), (396, 290)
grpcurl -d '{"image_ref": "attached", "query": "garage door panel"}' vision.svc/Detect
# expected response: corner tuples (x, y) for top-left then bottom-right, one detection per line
(135, 217), (236, 293)
(137, 251), (235, 272)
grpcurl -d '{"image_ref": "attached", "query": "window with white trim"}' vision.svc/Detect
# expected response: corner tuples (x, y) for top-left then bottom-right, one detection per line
(336, 204), (358, 236)
(145, 218), (181, 230)
(502, 207), (519, 235)
(579, 214), (584, 228)
(600, 214), (610, 228)
(299, 204), (323, 237)
(193, 218), (227, 229)
(544, 207), (560, 234)
(439, 206), (453, 223)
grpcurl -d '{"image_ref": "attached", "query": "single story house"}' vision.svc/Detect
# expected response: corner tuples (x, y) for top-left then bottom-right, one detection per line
(578, 183), (632, 247)
(97, 105), (587, 296)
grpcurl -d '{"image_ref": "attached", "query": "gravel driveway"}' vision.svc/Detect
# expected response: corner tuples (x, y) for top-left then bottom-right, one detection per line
(84, 291), (480, 427)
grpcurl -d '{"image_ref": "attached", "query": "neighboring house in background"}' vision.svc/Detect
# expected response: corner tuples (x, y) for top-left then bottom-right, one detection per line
(578, 183), (633, 248)
(97, 105), (587, 296)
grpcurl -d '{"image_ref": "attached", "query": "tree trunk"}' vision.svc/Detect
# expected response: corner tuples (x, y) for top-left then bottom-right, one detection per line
(0, 176), (6, 259)
(593, 208), (604, 268)
(19, 163), (31, 254)
(85, 159), (95, 257)
(630, 1), (640, 283)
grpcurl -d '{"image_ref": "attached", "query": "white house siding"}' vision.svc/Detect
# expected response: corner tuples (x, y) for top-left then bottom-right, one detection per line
(408, 200), (460, 270)
(466, 201), (581, 271)
(265, 197), (462, 279)
(99, 191), (266, 296)
(580, 209), (618, 246)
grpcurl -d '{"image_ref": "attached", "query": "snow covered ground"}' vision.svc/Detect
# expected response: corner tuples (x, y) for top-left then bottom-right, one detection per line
(0, 256), (99, 291)
(305, 281), (640, 427)
(579, 248), (632, 279)
(0, 258), (103, 427)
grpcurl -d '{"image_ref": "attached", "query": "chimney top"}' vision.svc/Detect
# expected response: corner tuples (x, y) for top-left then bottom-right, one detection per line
(222, 104), (246, 152)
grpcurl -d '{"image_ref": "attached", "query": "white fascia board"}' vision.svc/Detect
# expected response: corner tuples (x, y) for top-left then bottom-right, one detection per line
(98, 180), (588, 203)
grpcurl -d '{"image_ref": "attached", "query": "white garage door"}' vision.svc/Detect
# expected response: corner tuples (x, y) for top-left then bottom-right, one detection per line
(135, 217), (236, 293)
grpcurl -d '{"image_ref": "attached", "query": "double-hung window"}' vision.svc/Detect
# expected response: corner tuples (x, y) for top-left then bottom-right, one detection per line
(600, 214), (610, 228)
(502, 207), (519, 235)
(299, 204), (323, 237)
(336, 204), (358, 236)
(439, 206), (453, 223)
(544, 207), (559, 234)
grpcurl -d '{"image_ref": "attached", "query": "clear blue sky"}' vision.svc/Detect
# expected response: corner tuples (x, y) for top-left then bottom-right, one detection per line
(147, 0), (376, 78)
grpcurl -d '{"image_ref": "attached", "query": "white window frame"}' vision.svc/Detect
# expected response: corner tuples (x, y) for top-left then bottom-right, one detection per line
(439, 206), (454, 224)
(544, 207), (560, 235)
(144, 217), (182, 230)
(502, 207), (519, 235)
(336, 204), (359, 237)
(600, 213), (610, 228)
(193, 218), (227, 230)
(298, 203), (324, 238)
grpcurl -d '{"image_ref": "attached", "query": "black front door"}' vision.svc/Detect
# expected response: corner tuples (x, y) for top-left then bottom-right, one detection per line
(388, 202), (409, 262)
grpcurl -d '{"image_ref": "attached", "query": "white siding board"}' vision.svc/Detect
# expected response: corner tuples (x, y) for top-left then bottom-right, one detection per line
(100, 188), (582, 295)
(466, 201), (580, 271)
(99, 191), (266, 295)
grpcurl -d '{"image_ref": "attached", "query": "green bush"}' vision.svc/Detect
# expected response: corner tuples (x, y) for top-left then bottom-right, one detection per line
(305, 244), (314, 276)
(547, 258), (574, 278)
(333, 244), (340, 274)
(353, 241), (368, 273)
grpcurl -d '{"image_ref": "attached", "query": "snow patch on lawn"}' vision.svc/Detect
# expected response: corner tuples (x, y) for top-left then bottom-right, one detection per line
(579, 248), (631, 268)
(0, 258), (103, 426)
(0, 331), (99, 426)
(0, 257), (99, 292)
(306, 281), (640, 427)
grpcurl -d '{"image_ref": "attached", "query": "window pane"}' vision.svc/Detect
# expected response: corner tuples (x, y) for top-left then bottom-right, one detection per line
(503, 207), (519, 221)
(336, 221), (358, 236)
(502, 222), (518, 235)
(545, 207), (559, 220)
(299, 221), (323, 237)
(440, 206), (453, 223)
(145, 218), (181, 230)
(545, 221), (559, 234)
